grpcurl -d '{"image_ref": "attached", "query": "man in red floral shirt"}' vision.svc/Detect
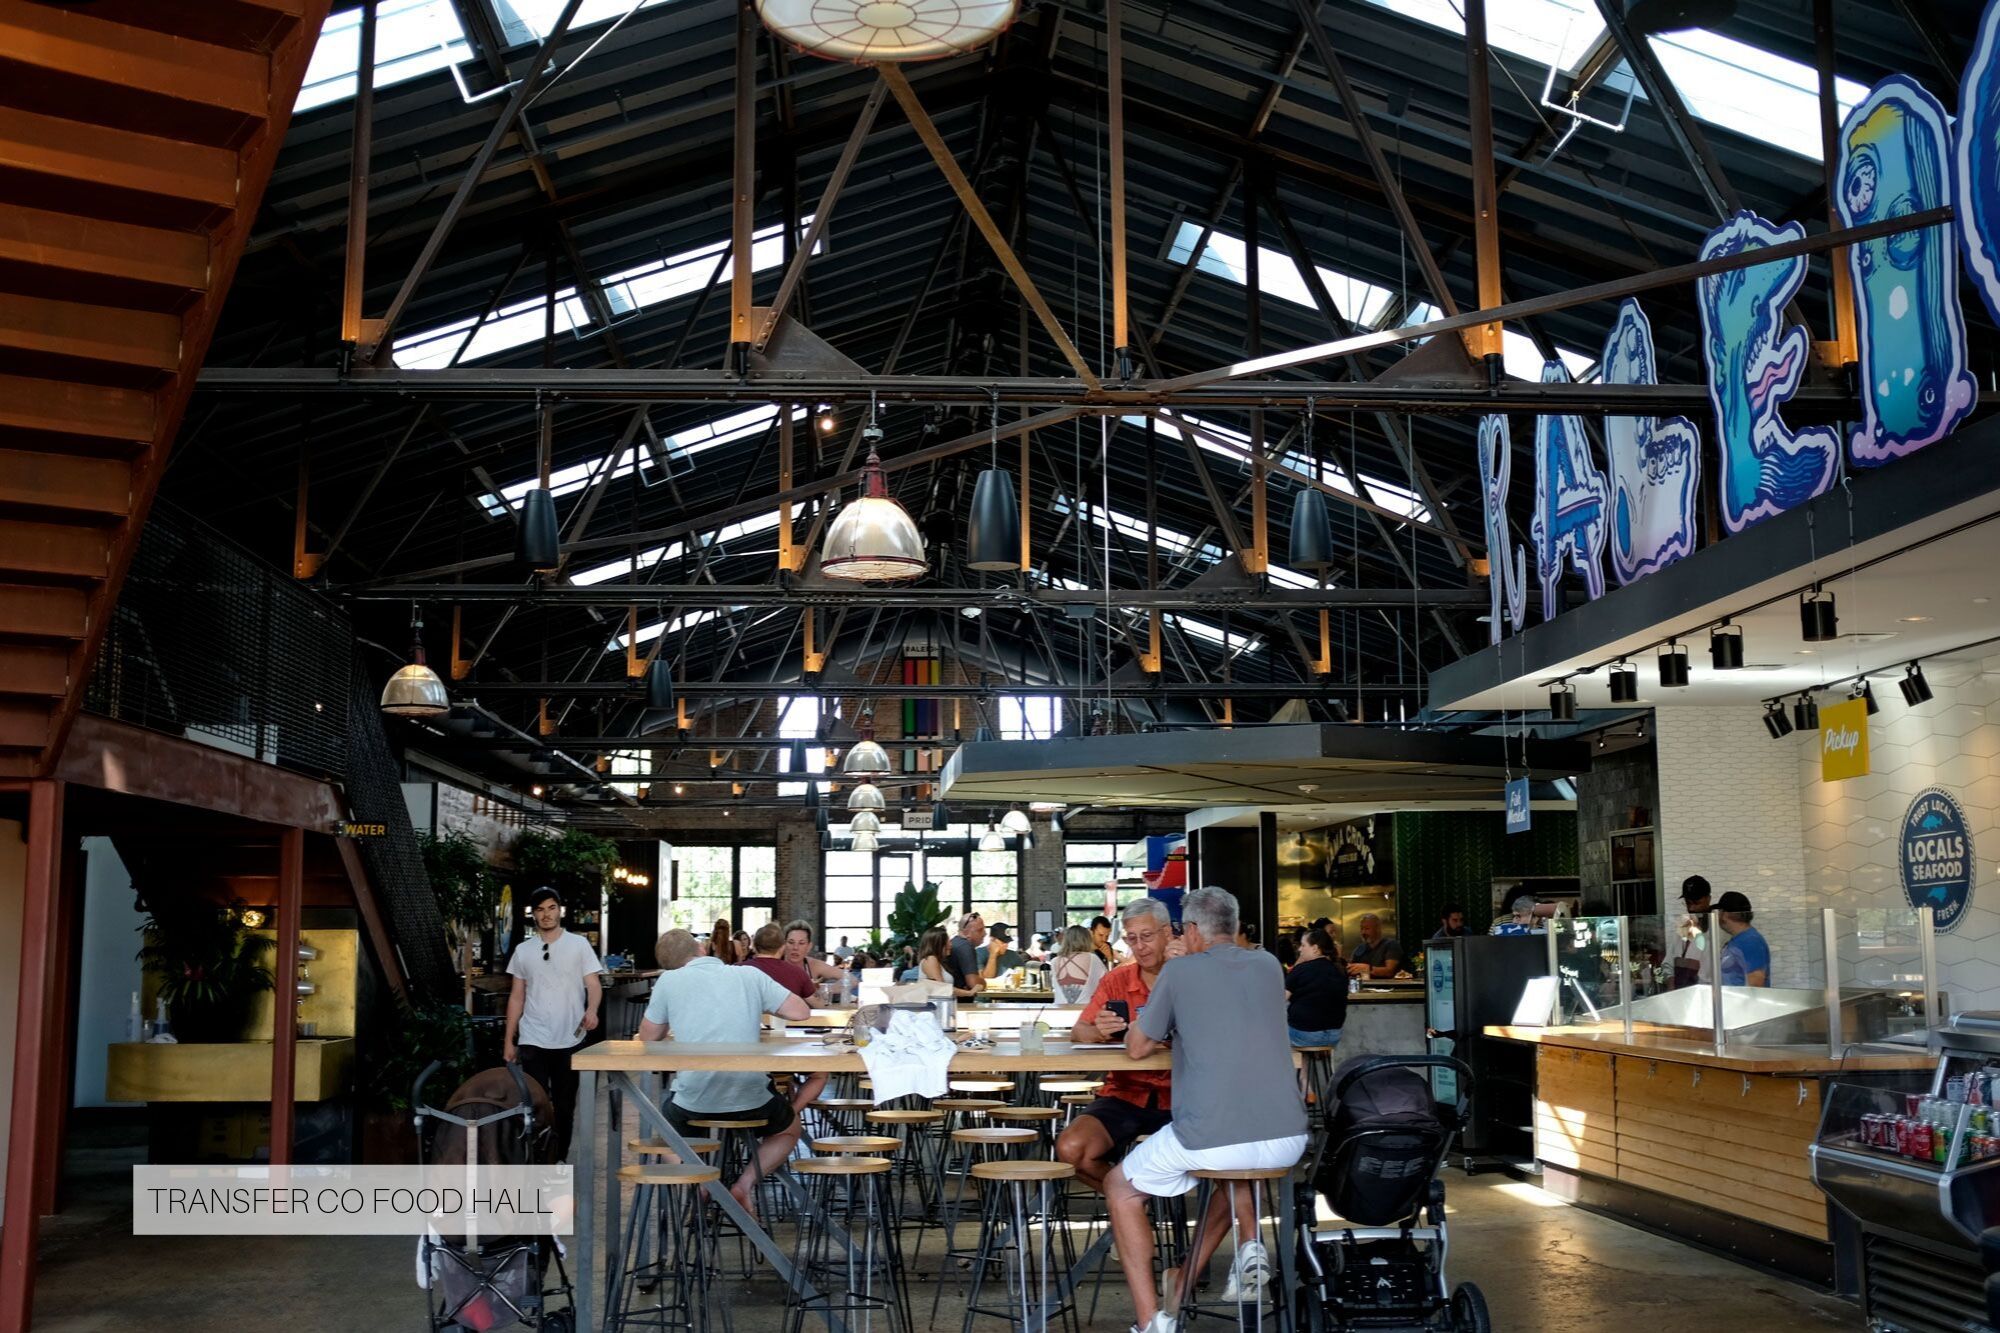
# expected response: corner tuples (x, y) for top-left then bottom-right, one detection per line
(1055, 896), (1182, 1193)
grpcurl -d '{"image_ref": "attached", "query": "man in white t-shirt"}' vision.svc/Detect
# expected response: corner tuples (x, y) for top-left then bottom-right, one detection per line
(640, 929), (811, 1216)
(504, 887), (603, 1159)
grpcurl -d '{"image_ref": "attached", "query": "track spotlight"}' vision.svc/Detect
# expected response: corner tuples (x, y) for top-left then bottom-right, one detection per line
(1852, 680), (1880, 716)
(1548, 684), (1577, 722)
(1793, 693), (1819, 731)
(1608, 661), (1639, 704)
(1801, 589), (1838, 642)
(1710, 622), (1744, 671)
(1899, 662), (1933, 707)
(1764, 701), (1794, 739)
(1657, 641), (1691, 688)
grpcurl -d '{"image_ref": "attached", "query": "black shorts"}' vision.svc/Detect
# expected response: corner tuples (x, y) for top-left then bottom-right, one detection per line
(666, 1091), (796, 1139)
(1075, 1096), (1172, 1151)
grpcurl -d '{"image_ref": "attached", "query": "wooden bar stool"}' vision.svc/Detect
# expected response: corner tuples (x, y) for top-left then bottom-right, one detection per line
(925, 1127), (1041, 1321)
(865, 1108), (946, 1218)
(629, 1137), (720, 1163)
(813, 1097), (877, 1136)
(788, 1156), (910, 1333)
(609, 1161), (723, 1332)
(932, 1098), (1006, 1183)
(1175, 1166), (1297, 1333)
(987, 1106), (1061, 1152)
(947, 1079), (1016, 1101)
(961, 1160), (1080, 1333)
(810, 1135), (904, 1156)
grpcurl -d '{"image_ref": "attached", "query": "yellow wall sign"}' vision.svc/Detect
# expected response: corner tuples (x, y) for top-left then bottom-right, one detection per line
(1819, 697), (1871, 782)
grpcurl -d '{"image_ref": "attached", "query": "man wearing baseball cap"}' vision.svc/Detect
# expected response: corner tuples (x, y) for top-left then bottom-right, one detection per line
(504, 886), (604, 1159)
(1671, 875), (1713, 990)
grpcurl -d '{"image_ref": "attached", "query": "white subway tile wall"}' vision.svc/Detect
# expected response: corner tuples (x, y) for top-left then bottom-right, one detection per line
(1799, 654), (2000, 1015)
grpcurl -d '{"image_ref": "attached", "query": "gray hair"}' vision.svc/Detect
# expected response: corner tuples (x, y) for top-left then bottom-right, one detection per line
(957, 912), (983, 934)
(1181, 886), (1240, 941)
(1121, 897), (1171, 930)
(1358, 914), (1381, 927)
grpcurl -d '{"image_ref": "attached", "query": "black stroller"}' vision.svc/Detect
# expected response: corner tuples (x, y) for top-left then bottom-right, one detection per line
(414, 1062), (575, 1333)
(1296, 1054), (1490, 1332)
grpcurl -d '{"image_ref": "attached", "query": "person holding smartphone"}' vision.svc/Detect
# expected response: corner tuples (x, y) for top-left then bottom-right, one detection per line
(1055, 897), (1185, 1194)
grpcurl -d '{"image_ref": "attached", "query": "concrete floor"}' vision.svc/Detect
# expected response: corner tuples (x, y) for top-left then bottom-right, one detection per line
(35, 1118), (1856, 1331)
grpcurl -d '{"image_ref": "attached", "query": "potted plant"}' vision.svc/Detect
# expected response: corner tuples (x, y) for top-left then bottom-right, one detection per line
(136, 900), (275, 1043)
(885, 880), (950, 958)
(360, 999), (485, 1162)
(420, 828), (503, 1013)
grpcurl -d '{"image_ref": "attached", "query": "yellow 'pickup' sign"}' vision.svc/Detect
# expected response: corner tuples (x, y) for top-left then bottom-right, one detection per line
(1819, 697), (1870, 782)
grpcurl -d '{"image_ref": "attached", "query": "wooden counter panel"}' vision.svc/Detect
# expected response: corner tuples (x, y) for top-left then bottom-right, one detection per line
(1614, 1134), (1823, 1208)
(1615, 1160), (1829, 1240)
(1614, 1055), (1822, 1126)
(1534, 1047), (1619, 1176)
(1614, 1099), (1823, 1164)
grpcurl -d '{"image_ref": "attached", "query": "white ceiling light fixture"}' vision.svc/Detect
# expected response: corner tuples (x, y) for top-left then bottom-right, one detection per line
(820, 401), (928, 581)
(999, 806), (1031, 834)
(978, 824), (1006, 852)
(848, 810), (882, 833)
(843, 704), (892, 774)
(851, 829), (880, 852)
(756, 0), (1017, 62)
(847, 782), (886, 811)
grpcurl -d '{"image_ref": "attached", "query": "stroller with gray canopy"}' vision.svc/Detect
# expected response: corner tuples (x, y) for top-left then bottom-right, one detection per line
(414, 1062), (574, 1333)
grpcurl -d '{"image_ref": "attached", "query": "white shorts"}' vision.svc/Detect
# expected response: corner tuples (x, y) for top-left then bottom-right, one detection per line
(1119, 1122), (1308, 1198)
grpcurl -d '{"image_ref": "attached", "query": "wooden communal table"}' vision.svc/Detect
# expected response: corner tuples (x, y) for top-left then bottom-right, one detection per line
(772, 1006), (1085, 1031)
(570, 1037), (1277, 1333)
(1485, 1024), (1932, 1271)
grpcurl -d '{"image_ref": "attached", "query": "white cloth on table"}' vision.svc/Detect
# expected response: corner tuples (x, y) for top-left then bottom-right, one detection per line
(856, 1008), (957, 1104)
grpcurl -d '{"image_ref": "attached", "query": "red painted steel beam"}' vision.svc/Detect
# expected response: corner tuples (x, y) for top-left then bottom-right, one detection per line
(0, 780), (64, 1332)
(53, 714), (341, 832)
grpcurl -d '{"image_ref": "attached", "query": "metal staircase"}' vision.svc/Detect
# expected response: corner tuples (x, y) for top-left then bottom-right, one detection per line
(0, 0), (331, 776)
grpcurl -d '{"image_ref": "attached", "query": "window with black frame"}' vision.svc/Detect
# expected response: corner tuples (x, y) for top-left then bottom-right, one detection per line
(821, 826), (1018, 940)
(665, 844), (777, 935)
(1064, 840), (1139, 924)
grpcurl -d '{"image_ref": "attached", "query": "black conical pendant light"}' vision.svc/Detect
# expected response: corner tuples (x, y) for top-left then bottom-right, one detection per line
(644, 656), (674, 710)
(1289, 401), (1335, 572)
(516, 398), (561, 572)
(965, 396), (1021, 571)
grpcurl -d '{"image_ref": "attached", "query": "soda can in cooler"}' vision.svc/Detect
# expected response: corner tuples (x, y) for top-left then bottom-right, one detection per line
(1914, 1121), (1934, 1160)
(1906, 1092), (1927, 1118)
(1858, 1114), (1878, 1148)
(1896, 1117), (1915, 1156)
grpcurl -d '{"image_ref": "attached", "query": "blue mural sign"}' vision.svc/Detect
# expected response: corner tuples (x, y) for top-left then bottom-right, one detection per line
(1838, 77), (1976, 465)
(1958, 0), (2000, 328)
(1478, 414), (1527, 644)
(1530, 360), (1609, 620)
(1505, 778), (1531, 835)
(1696, 212), (1841, 534)
(1599, 300), (1701, 585)
(1900, 787), (1974, 933)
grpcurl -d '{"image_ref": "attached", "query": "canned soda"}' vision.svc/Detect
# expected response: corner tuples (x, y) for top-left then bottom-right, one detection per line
(1913, 1121), (1933, 1160)
(1906, 1093), (1927, 1118)
(1896, 1117), (1915, 1156)
(1857, 1114), (1877, 1148)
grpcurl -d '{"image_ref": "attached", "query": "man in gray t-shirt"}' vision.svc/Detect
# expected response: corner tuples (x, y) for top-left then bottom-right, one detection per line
(639, 929), (812, 1215)
(1106, 887), (1308, 1333)
(948, 913), (987, 992)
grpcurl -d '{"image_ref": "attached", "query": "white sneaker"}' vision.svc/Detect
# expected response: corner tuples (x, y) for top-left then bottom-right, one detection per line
(1220, 1240), (1270, 1302)
(1129, 1313), (1179, 1333)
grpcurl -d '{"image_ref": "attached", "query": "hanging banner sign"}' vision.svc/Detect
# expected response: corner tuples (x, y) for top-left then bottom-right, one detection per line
(1818, 697), (1871, 782)
(1600, 300), (1701, 584)
(1504, 778), (1532, 835)
(1900, 787), (1974, 932)
(1530, 360), (1609, 620)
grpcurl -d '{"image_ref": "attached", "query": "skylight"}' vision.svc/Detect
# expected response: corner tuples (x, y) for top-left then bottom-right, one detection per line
(298, 1), (473, 113)
(775, 695), (829, 795)
(1145, 411), (1433, 525)
(1403, 307), (1593, 383)
(1362, 0), (1865, 160)
(1166, 221), (1396, 328)
(568, 508), (784, 585)
(399, 221), (814, 373)
(478, 442), (654, 517)
(477, 407), (801, 519)
(611, 607), (725, 651)
(1167, 615), (1264, 657)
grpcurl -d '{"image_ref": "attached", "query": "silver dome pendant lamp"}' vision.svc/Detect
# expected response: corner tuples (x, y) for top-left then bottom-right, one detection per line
(821, 396), (928, 582)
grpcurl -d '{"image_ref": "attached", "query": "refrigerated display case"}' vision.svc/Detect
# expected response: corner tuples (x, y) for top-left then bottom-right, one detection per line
(1811, 1012), (2000, 1331)
(1426, 933), (1547, 1166)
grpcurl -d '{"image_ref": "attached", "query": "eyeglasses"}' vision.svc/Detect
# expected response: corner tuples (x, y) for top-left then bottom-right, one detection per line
(542, 943), (551, 962)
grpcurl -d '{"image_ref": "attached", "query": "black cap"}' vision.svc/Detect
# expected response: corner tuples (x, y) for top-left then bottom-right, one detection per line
(527, 886), (562, 908)
(1714, 891), (1753, 913)
(988, 921), (1013, 939)
(1680, 875), (1712, 903)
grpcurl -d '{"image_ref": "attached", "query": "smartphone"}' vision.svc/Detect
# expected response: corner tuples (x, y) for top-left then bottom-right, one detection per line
(1102, 1000), (1131, 1024)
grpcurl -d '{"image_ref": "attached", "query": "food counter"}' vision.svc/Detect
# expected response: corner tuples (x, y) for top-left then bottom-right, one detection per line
(1338, 986), (1428, 1059)
(1486, 1023), (1933, 1281)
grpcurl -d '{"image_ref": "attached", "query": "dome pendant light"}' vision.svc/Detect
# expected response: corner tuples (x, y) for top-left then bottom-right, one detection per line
(978, 824), (1006, 852)
(821, 399), (928, 581)
(847, 782), (885, 811)
(965, 397), (1021, 571)
(1288, 399), (1335, 571)
(514, 398), (562, 572)
(848, 810), (881, 833)
(842, 705), (892, 775)
(756, 0), (1018, 62)
(851, 829), (880, 852)
(380, 604), (450, 718)
(1000, 805), (1031, 834)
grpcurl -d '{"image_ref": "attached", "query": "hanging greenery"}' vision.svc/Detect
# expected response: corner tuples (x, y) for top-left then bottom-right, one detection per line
(511, 827), (618, 900)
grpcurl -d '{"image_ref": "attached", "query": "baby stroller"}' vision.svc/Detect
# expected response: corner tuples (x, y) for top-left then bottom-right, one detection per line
(415, 1062), (575, 1333)
(1296, 1054), (1489, 1332)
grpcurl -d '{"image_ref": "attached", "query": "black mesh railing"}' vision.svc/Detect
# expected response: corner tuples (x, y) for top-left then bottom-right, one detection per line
(85, 498), (352, 779)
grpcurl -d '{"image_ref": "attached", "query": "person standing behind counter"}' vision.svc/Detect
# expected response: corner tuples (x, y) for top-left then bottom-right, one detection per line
(1716, 891), (1770, 987)
(1346, 914), (1404, 980)
(1671, 876), (1714, 989)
